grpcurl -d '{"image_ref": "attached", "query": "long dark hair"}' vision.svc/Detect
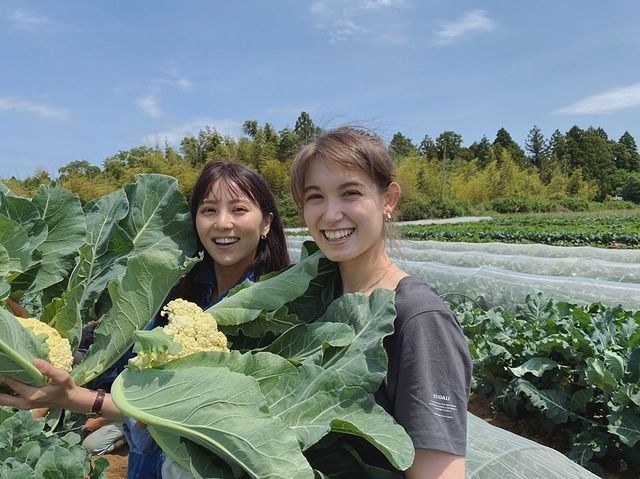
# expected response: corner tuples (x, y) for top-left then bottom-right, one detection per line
(189, 160), (290, 278)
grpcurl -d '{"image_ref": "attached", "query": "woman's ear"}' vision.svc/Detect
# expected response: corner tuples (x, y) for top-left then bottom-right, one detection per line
(262, 212), (273, 237)
(384, 181), (401, 214)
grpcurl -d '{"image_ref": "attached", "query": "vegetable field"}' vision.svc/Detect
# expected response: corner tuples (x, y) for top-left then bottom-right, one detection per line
(398, 212), (640, 248)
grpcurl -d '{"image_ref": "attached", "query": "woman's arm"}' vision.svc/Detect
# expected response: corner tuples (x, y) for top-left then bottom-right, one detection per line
(406, 449), (465, 479)
(0, 358), (123, 422)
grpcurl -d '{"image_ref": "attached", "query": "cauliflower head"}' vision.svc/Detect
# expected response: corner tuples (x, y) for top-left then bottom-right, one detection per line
(130, 299), (229, 369)
(17, 317), (73, 372)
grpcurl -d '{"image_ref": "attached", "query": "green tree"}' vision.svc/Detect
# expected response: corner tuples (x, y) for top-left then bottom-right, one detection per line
(493, 127), (527, 167)
(294, 112), (316, 143)
(259, 159), (289, 199)
(277, 127), (301, 163)
(469, 135), (493, 168)
(22, 169), (52, 191)
(58, 160), (101, 180)
(525, 125), (550, 181)
(263, 123), (279, 146)
(548, 129), (569, 173)
(389, 132), (417, 159)
(621, 172), (640, 203)
(418, 135), (437, 159)
(435, 131), (463, 160)
(242, 120), (259, 139)
(581, 127), (616, 200)
(180, 127), (223, 166)
(615, 131), (640, 171)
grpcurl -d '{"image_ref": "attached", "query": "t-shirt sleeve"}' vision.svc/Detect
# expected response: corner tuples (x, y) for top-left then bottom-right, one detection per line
(391, 308), (472, 456)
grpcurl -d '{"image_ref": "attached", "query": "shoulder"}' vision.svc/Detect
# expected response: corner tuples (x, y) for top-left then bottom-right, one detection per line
(394, 275), (451, 315)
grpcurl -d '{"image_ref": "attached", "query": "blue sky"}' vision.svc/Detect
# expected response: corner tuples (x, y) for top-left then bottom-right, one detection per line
(1, 1), (639, 179)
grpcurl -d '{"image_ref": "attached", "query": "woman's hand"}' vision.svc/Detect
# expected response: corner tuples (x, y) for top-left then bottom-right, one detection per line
(0, 359), (124, 422)
(0, 358), (80, 410)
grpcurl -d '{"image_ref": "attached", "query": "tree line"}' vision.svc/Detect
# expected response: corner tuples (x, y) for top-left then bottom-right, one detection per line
(3, 112), (640, 220)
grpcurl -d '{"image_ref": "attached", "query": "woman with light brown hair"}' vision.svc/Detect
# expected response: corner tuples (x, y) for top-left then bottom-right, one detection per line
(291, 126), (472, 478)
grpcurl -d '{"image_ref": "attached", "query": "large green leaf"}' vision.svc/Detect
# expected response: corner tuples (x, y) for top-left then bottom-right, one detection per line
(513, 379), (571, 423)
(112, 366), (313, 479)
(71, 248), (198, 385)
(120, 174), (195, 255)
(0, 308), (49, 386)
(25, 184), (87, 302)
(0, 215), (39, 280)
(210, 250), (328, 330)
(261, 322), (354, 365)
(47, 189), (132, 348)
(509, 357), (559, 378)
(608, 409), (640, 446)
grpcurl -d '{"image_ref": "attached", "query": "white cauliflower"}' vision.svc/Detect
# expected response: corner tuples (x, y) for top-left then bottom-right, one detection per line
(130, 299), (229, 369)
(17, 317), (74, 372)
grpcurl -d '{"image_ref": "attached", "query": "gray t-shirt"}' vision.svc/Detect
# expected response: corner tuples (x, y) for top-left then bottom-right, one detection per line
(374, 275), (472, 456)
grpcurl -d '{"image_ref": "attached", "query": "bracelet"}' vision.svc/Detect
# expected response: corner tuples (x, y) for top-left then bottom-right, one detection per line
(89, 389), (106, 417)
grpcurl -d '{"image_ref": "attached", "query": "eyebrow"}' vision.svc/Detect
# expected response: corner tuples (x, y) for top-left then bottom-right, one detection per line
(200, 197), (252, 205)
(303, 181), (365, 193)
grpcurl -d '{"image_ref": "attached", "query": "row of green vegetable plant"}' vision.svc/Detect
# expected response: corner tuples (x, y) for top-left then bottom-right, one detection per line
(454, 294), (640, 477)
(0, 406), (108, 478)
(399, 214), (640, 248)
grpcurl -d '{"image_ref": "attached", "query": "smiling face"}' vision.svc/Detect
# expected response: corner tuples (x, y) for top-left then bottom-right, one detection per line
(302, 158), (391, 267)
(195, 180), (271, 274)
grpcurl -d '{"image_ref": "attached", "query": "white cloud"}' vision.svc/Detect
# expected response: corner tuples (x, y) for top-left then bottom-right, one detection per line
(433, 10), (497, 45)
(0, 97), (71, 120)
(310, 0), (408, 43)
(144, 118), (243, 145)
(353, 0), (407, 11)
(135, 94), (163, 118)
(7, 9), (53, 31)
(328, 19), (367, 43)
(555, 82), (640, 115)
(154, 66), (194, 91)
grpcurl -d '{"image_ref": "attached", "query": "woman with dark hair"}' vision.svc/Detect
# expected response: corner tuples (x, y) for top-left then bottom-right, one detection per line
(167, 160), (290, 310)
(0, 159), (291, 478)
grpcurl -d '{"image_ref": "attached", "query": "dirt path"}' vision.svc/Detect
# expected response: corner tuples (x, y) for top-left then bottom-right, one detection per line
(103, 448), (128, 479)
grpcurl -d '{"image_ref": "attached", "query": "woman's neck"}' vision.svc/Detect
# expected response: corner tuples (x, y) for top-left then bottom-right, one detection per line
(213, 264), (249, 301)
(339, 244), (392, 294)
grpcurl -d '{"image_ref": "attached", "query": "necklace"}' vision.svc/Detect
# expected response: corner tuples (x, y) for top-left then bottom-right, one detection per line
(359, 260), (394, 293)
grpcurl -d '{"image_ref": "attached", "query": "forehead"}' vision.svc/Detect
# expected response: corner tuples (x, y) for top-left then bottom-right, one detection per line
(305, 158), (373, 186)
(203, 179), (253, 202)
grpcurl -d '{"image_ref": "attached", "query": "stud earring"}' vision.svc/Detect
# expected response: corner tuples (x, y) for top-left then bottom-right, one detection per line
(260, 234), (267, 240)
(384, 212), (392, 223)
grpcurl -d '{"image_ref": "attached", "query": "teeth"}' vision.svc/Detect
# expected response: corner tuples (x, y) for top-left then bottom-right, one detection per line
(324, 229), (354, 240)
(215, 237), (238, 244)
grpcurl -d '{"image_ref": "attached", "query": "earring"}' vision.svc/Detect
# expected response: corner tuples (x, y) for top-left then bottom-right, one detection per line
(260, 234), (267, 240)
(384, 212), (392, 223)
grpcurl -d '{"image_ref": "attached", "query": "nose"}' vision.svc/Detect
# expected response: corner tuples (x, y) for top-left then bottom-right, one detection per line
(322, 198), (344, 223)
(214, 210), (233, 230)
